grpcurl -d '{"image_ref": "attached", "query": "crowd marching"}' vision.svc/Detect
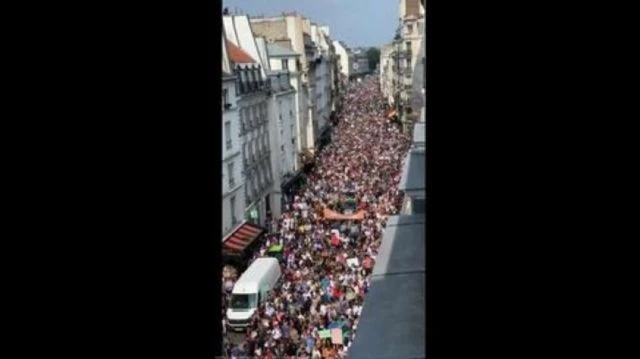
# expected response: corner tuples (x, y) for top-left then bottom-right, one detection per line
(223, 77), (412, 359)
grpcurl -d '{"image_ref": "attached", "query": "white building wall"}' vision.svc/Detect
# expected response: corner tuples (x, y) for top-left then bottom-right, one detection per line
(333, 40), (351, 78)
(292, 77), (305, 153)
(222, 77), (245, 236)
(267, 86), (296, 220)
(240, 94), (271, 221)
(315, 60), (326, 135)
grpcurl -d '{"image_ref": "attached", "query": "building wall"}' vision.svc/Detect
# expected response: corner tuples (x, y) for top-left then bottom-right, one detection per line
(249, 18), (287, 41)
(238, 90), (272, 227)
(251, 15), (311, 156)
(314, 58), (327, 134)
(269, 56), (296, 72)
(222, 77), (245, 236)
(267, 86), (296, 220)
(333, 40), (351, 78)
(400, 16), (424, 107)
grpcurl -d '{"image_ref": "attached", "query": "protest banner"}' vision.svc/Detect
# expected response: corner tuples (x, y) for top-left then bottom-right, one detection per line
(331, 328), (343, 345)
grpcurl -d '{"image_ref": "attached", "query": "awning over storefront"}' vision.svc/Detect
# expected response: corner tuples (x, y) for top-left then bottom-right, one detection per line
(222, 220), (265, 256)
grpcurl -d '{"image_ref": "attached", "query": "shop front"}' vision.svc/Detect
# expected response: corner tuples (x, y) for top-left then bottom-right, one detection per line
(245, 198), (266, 228)
(318, 124), (332, 151)
(280, 170), (306, 206)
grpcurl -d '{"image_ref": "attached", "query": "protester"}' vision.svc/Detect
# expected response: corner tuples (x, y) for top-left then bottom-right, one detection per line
(223, 76), (411, 358)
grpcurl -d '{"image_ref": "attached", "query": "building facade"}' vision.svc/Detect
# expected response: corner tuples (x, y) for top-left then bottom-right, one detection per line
(398, 0), (425, 110)
(224, 15), (275, 228)
(222, 34), (246, 237)
(264, 42), (300, 218)
(310, 24), (334, 147)
(379, 43), (397, 106)
(251, 13), (318, 161)
(333, 40), (351, 80)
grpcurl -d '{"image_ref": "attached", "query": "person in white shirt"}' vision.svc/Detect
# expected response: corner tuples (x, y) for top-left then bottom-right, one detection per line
(265, 303), (275, 317)
(272, 325), (282, 340)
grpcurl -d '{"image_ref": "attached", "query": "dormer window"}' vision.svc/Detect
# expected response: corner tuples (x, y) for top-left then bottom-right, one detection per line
(250, 69), (257, 91)
(238, 68), (246, 94)
(257, 66), (263, 88)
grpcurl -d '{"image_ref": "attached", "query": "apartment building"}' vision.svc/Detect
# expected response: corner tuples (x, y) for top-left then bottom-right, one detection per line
(251, 13), (318, 160)
(221, 33), (245, 237)
(223, 15), (274, 227)
(264, 42), (300, 218)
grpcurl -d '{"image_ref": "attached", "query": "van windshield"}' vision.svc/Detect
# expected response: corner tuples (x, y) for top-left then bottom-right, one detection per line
(230, 294), (257, 310)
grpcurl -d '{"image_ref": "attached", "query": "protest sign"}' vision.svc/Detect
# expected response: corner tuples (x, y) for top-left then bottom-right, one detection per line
(331, 328), (343, 345)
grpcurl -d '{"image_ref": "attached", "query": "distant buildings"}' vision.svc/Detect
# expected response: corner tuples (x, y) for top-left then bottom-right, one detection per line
(332, 40), (351, 80)
(349, 48), (372, 79)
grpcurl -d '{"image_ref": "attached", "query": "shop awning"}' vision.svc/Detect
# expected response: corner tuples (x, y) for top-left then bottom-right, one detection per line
(222, 220), (265, 256)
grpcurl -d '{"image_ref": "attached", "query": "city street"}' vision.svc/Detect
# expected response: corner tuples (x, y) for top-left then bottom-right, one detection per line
(223, 76), (412, 357)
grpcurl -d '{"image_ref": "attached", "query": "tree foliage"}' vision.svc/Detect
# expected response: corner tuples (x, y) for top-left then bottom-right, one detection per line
(366, 47), (381, 71)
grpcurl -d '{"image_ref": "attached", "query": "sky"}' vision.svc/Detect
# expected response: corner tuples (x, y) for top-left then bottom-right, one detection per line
(222, 0), (398, 49)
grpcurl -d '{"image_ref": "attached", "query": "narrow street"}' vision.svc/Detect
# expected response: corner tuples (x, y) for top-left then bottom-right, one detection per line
(223, 76), (412, 358)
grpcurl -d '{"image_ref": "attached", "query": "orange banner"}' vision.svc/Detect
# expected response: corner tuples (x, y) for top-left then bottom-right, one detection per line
(323, 208), (366, 221)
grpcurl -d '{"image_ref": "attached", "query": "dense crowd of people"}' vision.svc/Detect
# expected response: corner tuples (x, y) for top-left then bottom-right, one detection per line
(222, 77), (411, 359)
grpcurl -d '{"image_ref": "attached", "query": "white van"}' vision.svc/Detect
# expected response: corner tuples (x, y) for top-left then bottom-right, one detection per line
(226, 257), (281, 331)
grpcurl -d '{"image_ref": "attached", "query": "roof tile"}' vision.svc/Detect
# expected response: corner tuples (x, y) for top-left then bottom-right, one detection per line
(226, 41), (256, 64)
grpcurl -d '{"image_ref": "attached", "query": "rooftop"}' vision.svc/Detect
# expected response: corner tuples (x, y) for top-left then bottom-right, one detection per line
(413, 121), (426, 147)
(267, 43), (300, 58)
(226, 41), (255, 64)
(348, 214), (425, 359)
(399, 148), (426, 197)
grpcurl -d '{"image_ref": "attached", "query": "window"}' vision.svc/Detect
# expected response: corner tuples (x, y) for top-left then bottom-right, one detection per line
(239, 109), (245, 134)
(251, 69), (257, 90)
(406, 41), (411, 51)
(243, 143), (247, 163)
(407, 24), (413, 34)
(230, 293), (257, 310)
(240, 70), (247, 93)
(230, 196), (237, 224)
(228, 162), (235, 188)
(281, 59), (288, 70)
(251, 107), (257, 128)
(224, 121), (232, 149)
